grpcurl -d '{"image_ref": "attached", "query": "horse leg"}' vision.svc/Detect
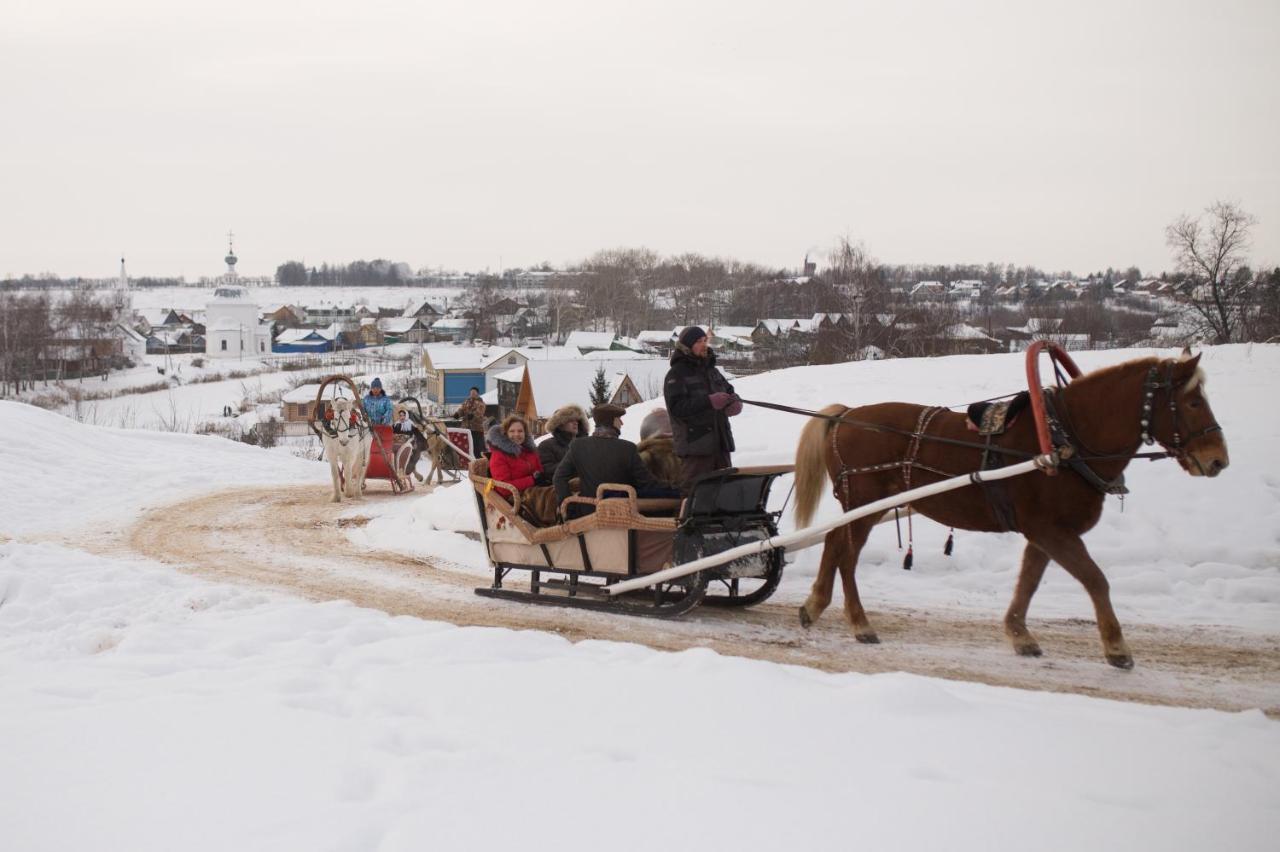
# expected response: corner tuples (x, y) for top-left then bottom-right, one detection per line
(1031, 531), (1133, 669)
(835, 518), (879, 643)
(1004, 541), (1050, 657)
(799, 528), (845, 628)
(328, 454), (342, 503)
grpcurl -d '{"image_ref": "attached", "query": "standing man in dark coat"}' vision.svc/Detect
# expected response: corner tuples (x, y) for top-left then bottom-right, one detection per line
(553, 403), (676, 519)
(664, 326), (742, 493)
(452, 386), (487, 456)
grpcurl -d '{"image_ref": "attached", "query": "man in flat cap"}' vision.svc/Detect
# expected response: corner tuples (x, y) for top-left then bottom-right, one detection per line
(663, 325), (741, 493)
(553, 403), (676, 519)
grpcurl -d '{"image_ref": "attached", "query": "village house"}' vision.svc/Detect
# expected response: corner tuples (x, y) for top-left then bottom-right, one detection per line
(356, 319), (385, 347)
(493, 358), (668, 434)
(377, 316), (431, 344)
(430, 316), (474, 342)
(263, 304), (306, 328)
(304, 302), (356, 327)
(563, 330), (622, 353)
(403, 299), (442, 320)
(280, 382), (355, 436)
(273, 327), (335, 353)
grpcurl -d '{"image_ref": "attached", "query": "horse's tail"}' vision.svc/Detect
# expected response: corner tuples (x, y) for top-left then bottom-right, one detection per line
(794, 404), (849, 529)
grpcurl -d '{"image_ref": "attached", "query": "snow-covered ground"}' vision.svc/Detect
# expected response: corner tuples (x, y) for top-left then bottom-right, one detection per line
(2, 346), (1279, 851)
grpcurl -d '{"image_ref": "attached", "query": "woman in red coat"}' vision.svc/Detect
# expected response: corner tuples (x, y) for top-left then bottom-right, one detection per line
(487, 415), (558, 524)
(487, 415), (546, 490)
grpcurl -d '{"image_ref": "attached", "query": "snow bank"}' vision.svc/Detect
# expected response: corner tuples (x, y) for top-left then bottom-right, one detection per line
(0, 401), (326, 536)
(1, 541), (1276, 852)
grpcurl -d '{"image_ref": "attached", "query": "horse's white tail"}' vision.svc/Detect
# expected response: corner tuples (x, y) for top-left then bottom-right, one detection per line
(794, 404), (849, 528)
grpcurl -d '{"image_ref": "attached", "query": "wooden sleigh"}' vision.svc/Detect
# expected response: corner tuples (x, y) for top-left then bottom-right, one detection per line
(469, 458), (793, 617)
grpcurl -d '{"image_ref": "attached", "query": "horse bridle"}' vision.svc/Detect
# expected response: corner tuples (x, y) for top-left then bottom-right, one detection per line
(1139, 363), (1223, 466)
(318, 404), (367, 443)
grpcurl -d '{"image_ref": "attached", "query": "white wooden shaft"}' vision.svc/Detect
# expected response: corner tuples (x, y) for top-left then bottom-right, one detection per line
(603, 455), (1053, 596)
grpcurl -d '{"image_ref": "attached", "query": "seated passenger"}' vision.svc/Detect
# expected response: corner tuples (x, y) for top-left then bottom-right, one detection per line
(393, 406), (426, 483)
(487, 415), (557, 525)
(553, 403), (680, 520)
(635, 407), (683, 490)
(537, 404), (588, 481)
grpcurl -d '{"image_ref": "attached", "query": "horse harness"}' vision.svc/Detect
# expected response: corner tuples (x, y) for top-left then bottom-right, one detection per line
(311, 404), (368, 443)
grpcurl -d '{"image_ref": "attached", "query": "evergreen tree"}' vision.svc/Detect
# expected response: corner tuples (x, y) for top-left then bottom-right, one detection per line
(589, 364), (610, 406)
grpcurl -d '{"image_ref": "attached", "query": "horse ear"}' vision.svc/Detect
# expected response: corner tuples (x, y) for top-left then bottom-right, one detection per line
(1172, 352), (1203, 385)
(1179, 346), (1194, 360)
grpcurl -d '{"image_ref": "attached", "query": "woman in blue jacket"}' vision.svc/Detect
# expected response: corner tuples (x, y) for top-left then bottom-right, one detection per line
(362, 377), (393, 425)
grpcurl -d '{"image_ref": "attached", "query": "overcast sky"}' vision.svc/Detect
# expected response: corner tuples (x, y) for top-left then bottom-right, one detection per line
(2, 0), (1276, 279)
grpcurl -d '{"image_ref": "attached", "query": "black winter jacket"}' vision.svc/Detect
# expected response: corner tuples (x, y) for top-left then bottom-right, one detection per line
(553, 434), (661, 506)
(663, 345), (735, 457)
(537, 431), (574, 480)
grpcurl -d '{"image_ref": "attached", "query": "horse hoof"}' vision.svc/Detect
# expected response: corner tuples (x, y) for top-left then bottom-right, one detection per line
(1106, 654), (1134, 670)
(798, 606), (812, 629)
(855, 632), (880, 645)
(1015, 644), (1043, 658)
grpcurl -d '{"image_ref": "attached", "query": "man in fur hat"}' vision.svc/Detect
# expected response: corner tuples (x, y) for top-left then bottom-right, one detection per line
(553, 403), (675, 519)
(636, 407), (682, 489)
(663, 326), (741, 492)
(537, 404), (589, 481)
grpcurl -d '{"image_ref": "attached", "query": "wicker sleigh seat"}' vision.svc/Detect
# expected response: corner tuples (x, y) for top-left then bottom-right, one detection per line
(469, 459), (679, 574)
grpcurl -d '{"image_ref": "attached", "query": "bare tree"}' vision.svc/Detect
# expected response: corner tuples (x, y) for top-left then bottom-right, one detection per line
(1165, 201), (1258, 343)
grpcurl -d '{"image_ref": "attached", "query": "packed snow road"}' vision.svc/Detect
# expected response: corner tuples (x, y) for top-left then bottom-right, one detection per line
(61, 483), (1280, 716)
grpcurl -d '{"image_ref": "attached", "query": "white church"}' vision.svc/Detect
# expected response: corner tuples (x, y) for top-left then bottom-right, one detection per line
(205, 234), (273, 358)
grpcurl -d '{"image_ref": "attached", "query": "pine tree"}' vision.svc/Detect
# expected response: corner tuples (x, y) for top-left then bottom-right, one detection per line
(589, 364), (610, 406)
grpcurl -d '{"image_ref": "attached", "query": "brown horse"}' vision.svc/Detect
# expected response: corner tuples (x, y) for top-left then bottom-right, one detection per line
(792, 350), (1229, 668)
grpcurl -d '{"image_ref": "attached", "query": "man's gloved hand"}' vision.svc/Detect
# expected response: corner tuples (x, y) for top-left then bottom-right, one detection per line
(709, 392), (734, 410)
(725, 395), (744, 417)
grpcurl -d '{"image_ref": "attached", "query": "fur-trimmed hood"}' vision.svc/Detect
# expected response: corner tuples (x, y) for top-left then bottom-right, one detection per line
(545, 404), (589, 437)
(671, 341), (717, 366)
(486, 423), (536, 456)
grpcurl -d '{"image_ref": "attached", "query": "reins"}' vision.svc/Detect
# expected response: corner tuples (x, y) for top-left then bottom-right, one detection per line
(736, 396), (1174, 465)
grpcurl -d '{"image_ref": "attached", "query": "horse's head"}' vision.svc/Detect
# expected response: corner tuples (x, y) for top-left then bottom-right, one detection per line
(1147, 349), (1229, 478)
(328, 398), (357, 447)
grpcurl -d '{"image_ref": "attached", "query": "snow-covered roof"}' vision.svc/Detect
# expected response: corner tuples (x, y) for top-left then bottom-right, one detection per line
(711, 325), (756, 340)
(494, 357), (670, 417)
(403, 299), (442, 317)
(378, 317), (426, 334)
(1021, 318), (1063, 333)
(115, 324), (146, 343)
(564, 330), (617, 351)
(275, 328), (334, 344)
(281, 383), (355, 404)
(209, 286), (257, 305)
(432, 317), (472, 330)
(636, 329), (679, 343)
(943, 323), (998, 341)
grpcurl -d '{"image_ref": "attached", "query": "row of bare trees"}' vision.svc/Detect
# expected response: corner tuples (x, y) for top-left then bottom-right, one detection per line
(1165, 201), (1278, 343)
(0, 289), (123, 395)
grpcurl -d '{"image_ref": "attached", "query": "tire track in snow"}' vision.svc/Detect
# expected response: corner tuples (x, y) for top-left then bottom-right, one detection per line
(60, 484), (1280, 716)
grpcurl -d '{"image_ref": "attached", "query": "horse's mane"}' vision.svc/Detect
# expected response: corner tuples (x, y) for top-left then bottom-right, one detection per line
(1068, 354), (1204, 396)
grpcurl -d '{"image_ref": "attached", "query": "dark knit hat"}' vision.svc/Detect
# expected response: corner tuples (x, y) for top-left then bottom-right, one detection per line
(592, 403), (626, 426)
(678, 326), (707, 349)
(370, 377), (383, 390)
